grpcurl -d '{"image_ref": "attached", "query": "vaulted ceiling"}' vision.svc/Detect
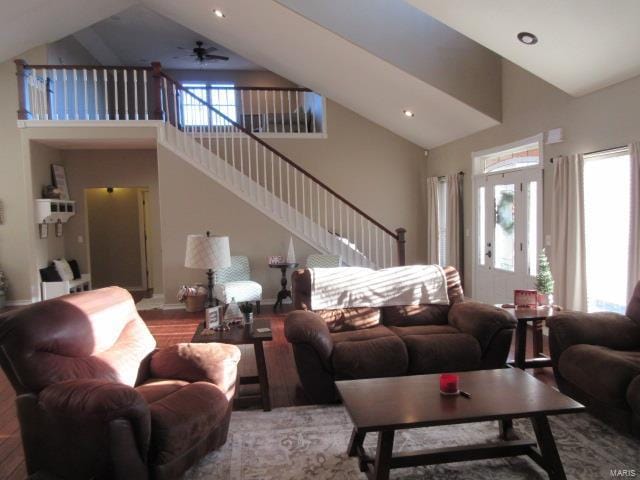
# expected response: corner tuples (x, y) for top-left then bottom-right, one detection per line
(2, 1), (640, 147)
(407, 0), (640, 97)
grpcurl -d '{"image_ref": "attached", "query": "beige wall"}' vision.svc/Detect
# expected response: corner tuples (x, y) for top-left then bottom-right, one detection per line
(0, 47), (47, 302)
(157, 143), (319, 302)
(425, 60), (640, 296)
(86, 187), (143, 289)
(62, 149), (163, 292)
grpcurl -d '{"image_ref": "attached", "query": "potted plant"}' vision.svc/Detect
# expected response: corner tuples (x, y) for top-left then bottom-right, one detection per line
(239, 302), (254, 325)
(535, 249), (554, 306)
(0, 270), (7, 309)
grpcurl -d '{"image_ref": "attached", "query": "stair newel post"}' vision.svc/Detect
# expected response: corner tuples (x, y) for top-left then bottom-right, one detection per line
(150, 61), (164, 121)
(395, 227), (407, 266)
(15, 59), (30, 120)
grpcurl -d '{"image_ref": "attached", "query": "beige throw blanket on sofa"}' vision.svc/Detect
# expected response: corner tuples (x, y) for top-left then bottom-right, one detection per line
(309, 265), (449, 310)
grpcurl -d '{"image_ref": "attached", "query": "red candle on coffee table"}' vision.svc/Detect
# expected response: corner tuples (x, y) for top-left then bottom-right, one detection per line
(440, 374), (459, 395)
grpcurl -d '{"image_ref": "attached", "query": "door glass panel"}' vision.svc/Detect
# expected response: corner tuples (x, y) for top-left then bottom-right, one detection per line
(494, 184), (515, 272)
(477, 186), (485, 265)
(527, 181), (537, 276)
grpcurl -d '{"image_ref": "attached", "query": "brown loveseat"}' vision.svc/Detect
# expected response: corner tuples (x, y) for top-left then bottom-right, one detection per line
(547, 282), (640, 437)
(0, 287), (241, 480)
(285, 267), (515, 403)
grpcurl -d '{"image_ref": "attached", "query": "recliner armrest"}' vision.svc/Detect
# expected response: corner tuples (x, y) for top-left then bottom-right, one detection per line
(150, 343), (241, 397)
(547, 311), (640, 360)
(448, 301), (516, 352)
(284, 310), (333, 369)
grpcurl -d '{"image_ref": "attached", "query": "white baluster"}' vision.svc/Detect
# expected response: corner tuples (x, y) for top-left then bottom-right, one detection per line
(113, 69), (119, 120)
(272, 89), (277, 133)
(103, 70), (109, 120)
(240, 90), (246, 130)
(264, 90), (270, 133)
(331, 195), (336, 253)
(62, 69), (68, 120)
(316, 182), (320, 243)
(262, 145), (268, 206)
(73, 69), (78, 119)
(286, 162), (291, 223)
(302, 171), (306, 235)
(294, 169), (299, 230)
(143, 70), (148, 120)
(52, 69), (58, 120)
(249, 90), (254, 132)
(92, 70), (98, 120)
(295, 91), (300, 133)
(287, 91), (292, 133)
(133, 70), (139, 120)
(172, 84), (178, 143)
(311, 92), (317, 133)
(41, 69), (48, 119)
(256, 89), (262, 133)
(280, 90), (285, 133)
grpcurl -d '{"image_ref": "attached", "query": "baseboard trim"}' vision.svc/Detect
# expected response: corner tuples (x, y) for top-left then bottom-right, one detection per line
(6, 299), (34, 306)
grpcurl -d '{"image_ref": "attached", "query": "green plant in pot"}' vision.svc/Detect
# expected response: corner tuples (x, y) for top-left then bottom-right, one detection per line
(0, 270), (7, 309)
(239, 302), (253, 324)
(535, 249), (554, 306)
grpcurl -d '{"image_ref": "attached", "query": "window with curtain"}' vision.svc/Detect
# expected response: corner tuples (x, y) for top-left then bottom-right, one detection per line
(437, 179), (448, 266)
(183, 83), (237, 126)
(583, 147), (631, 313)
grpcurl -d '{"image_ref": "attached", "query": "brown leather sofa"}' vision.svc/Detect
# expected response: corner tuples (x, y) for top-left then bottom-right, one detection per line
(547, 281), (640, 437)
(285, 267), (515, 403)
(0, 287), (241, 480)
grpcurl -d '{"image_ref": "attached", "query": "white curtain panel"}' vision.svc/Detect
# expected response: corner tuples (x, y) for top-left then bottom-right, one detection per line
(423, 176), (440, 264)
(446, 174), (462, 273)
(551, 155), (588, 311)
(628, 142), (640, 301)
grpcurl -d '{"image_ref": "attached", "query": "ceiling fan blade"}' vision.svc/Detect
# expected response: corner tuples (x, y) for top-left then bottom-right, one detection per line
(176, 46), (190, 50)
(205, 54), (229, 61)
(203, 46), (218, 52)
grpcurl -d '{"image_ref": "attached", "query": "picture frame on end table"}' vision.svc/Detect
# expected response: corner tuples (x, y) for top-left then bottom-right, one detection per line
(205, 306), (222, 330)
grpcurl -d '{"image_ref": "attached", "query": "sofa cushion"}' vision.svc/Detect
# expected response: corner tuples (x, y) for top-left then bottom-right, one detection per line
(316, 307), (380, 332)
(331, 326), (408, 379)
(559, 345), (640, 407)
(213, 280), (262, 304)
(148, 381), (229, 466)
(388, 324), (460, 337)
(382, 306), (450, 327)
(627, 375), (640, 415)
(136, 379), (190, 404)
(401, 332), (482, 374)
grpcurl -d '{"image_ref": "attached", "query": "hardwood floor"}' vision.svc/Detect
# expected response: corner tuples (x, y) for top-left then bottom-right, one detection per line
(0, 306), (553, 479)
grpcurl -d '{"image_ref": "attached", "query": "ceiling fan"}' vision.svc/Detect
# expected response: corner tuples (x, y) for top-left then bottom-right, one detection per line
(175, 41), (229, 63)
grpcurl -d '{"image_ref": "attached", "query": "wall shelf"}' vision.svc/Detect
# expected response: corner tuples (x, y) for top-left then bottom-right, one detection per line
(35, 199), (76, 224)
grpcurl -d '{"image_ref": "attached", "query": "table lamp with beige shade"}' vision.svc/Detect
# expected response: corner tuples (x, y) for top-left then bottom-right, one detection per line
(184, 232), (231, 309)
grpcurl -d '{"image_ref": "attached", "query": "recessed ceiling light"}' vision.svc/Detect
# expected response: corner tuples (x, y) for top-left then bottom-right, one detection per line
(403, 109), (415, 118)
(517, 32), (538, 45)
(213, 9), (225, 18)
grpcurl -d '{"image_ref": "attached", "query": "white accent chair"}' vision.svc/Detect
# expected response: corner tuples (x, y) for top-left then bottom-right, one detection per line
(213, 256), (262, 312)
(305, 254), (342, 268)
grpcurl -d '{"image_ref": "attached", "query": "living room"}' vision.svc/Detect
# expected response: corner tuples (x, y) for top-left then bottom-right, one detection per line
(1, 1), (639, 479)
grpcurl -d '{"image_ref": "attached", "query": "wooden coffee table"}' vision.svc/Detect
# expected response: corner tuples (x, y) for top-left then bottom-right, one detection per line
(336, 369), (584, 480)
(191, 318), (273, 411)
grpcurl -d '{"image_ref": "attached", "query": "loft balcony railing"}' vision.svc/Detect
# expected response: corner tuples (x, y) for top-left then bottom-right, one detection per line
(14, 60), (326, 137)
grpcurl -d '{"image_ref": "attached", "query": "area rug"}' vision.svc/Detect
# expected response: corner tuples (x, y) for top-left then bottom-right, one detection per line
(135, 295), (165, 311)
(184, 405), (639, 479)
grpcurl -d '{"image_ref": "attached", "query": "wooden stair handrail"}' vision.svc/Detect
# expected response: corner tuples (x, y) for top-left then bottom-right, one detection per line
(163, 71), (400, 240)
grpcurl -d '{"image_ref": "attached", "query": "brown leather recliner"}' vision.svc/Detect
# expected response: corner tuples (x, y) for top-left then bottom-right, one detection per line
(547, 281), (640, 437)
(0, 287), (241, 480)
(285, 266), (515, 403)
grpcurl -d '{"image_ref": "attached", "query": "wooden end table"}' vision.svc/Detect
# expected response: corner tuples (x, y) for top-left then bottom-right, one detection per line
(500, 305), (560, 370)
(191, 318), (273, 411)
(337, 369), (584, 480)
(269, 262), (298, 312)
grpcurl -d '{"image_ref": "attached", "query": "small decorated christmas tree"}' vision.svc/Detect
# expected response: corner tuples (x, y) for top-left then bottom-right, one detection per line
(535, 249), (554, 295)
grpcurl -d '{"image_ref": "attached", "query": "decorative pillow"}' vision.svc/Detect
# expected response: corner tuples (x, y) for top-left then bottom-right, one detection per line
(39, 266), (62, 282)
(53, 259), (74, 281)
(68, 259), (82, 280)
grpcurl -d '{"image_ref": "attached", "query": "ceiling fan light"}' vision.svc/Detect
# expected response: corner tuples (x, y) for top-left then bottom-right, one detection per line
(213, 9), (225, 18)
(403, 109), (415, 118)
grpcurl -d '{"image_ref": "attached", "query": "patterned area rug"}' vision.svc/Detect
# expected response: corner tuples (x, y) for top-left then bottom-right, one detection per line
(135, 295), (165, 311)
(185, 405), (639, 479)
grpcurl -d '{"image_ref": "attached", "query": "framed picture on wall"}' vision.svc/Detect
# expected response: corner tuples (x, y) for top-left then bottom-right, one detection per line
(51, 164), (70, 200)
(39, 223), (48, 239)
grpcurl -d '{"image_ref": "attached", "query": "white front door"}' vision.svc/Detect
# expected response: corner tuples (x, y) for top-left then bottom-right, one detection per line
(474, 169), (542, 304)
